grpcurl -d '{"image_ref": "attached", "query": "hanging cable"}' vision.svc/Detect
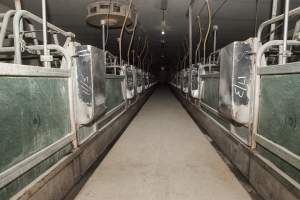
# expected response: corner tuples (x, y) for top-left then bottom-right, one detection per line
(127, 14), (138, 64)
(105, 0), (112, 48)
(203, 0), (211, 64)
(139, 37), (147, 69)
(119, 0), (134, 65)
(142, 42), (149, 72)
(195, 16), (202, 63)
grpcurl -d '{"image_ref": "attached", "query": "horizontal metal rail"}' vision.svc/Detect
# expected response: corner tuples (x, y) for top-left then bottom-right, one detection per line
(0, 62), (70, 77)
(0, 44), (72, 69)
(258, 62), (300, 75)
(200, 73), (219, 78)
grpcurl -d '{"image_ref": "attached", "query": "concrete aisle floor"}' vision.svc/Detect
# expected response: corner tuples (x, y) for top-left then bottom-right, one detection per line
(74, 86), (252, 200)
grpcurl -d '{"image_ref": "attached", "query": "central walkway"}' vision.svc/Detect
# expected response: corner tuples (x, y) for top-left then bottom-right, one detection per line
(75, 86), (252, 200)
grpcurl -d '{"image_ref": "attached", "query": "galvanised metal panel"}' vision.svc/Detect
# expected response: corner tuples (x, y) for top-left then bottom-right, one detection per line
(0, 77), (70, 173)
(258, 74), (300, 156)
(219, 40), (254, 125)
(74, 45), (106, 125)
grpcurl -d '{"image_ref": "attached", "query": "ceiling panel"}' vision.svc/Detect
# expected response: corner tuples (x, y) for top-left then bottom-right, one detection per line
(1, 0), (300, 70)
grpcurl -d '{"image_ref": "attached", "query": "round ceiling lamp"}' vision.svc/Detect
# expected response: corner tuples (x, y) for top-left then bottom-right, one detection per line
(86, 0), (135, 28)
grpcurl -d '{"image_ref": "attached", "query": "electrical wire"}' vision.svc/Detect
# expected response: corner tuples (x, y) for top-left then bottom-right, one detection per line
(105, 0), (112, 48)
(195, 16), (202, 63)
(139, 37), (147, 69)
(142, 42), (149, 72)
(203, 0), (211, 64)
(119, 0), (134, 65)
(127, 13), (138, 64)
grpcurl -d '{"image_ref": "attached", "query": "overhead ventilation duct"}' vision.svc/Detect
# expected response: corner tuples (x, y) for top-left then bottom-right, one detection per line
(86, 0), (135, 28)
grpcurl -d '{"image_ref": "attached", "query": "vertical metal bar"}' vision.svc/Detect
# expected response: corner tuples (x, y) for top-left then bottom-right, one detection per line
(101, 20), (106, 52)
(42, 0), (50, 67)
(101, 20), (106, 65)
(28, 23), (41, 55)
(14, 0), (22, 64)
(14, 0), (22, 10)
(282, 0), (290, 64)
(188, 5), (192, 95)
(213, 25), (218, 62)
(132, 50), (135, 65)
(270, 0), (278, 40)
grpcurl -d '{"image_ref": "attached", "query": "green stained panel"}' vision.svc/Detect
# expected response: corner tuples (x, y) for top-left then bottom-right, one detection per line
(257, 144), (300, 184)
(258, 74), (300, 156)
(0, 144), (72, 200)
(105, 76), (125, 111)
(0, 77), (70, 173)
(202, 77), (219, 110)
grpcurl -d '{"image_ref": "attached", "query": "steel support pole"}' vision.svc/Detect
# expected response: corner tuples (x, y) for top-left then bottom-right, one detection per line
(41, 0), (51, 67)
(101, 20), (106, 65)
(188, 5), (192, 96)
(270, 0), (278, 40)
(213, 25), (218, 62)
(282, 0), (290, 64)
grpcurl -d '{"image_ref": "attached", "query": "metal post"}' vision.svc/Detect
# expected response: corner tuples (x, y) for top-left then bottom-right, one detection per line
(188, 5), (192, 95)
(101, 20), (106, 65)
(14, 0), (22, 10)
(282, 0), (290, 64)
(41, 0), (52, 67)
(14, 0), (22, 64)
(188, 6), (192, 67)
(132, 50), (135, 65)
(270, 0), (278, 40)
(213, 25), (218, 62)
(101, 20), (106, 52)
